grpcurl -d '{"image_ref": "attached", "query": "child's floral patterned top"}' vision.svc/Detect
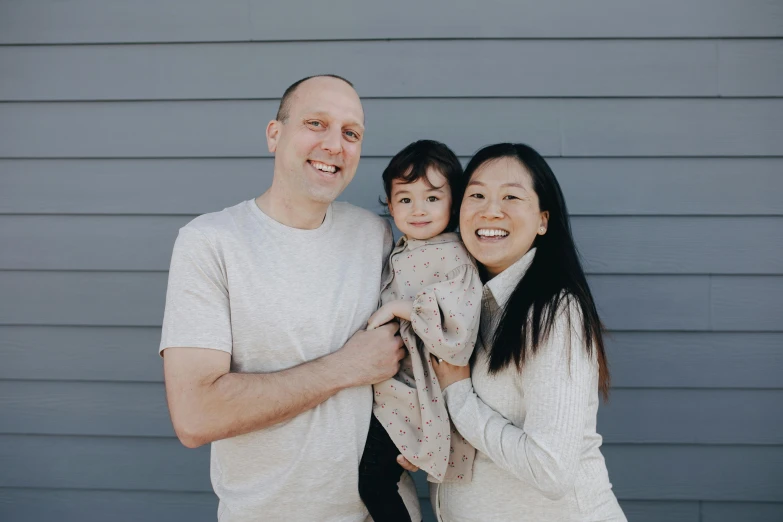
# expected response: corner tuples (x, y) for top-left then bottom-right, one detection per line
(374, 232), (481, 483)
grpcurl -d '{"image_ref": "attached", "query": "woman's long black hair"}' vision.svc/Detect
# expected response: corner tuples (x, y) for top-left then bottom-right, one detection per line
(464, 143), (610, 399)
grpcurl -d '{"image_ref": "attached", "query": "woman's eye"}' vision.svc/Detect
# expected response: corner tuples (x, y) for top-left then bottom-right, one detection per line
(469, 193), (484, 199)
(503, 194), (519, 200)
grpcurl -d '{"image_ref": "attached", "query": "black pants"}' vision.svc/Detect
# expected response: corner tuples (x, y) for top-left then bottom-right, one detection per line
(358, 414), (412, 522)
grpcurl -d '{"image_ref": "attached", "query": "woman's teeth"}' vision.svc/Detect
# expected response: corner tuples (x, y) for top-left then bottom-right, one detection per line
(477, 229), (509, 237)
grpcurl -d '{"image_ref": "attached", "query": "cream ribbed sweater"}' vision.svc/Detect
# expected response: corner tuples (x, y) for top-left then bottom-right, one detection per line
(432, 249), (626, 522)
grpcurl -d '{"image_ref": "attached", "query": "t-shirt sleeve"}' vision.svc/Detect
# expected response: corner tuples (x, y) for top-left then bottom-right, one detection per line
(159, 226), (233, 355)
(409, 263), (482, 365)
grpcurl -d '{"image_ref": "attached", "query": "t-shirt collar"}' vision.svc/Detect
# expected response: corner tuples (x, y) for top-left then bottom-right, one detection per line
(484, 247), (537, 308)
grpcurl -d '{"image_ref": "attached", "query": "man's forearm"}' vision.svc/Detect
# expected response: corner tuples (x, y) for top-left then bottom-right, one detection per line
(172, 353), (353, 448)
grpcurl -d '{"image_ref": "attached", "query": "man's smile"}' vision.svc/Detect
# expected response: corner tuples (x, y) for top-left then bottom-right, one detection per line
(309, 160), (340, 174)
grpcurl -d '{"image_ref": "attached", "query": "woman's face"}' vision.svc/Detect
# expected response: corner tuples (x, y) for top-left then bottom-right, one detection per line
(460, 157), (549, 279)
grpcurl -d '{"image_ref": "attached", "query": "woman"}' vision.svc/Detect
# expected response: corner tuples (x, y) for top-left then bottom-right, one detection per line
(430, 143), (626, 521)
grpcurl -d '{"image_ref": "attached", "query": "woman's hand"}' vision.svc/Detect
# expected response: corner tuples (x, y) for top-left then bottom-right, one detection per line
(431, 356), (471, 390)
(367, 300), (413, 330)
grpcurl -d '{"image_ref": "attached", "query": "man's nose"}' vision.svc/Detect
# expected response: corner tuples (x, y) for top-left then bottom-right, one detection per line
(321, 128), (342, 154)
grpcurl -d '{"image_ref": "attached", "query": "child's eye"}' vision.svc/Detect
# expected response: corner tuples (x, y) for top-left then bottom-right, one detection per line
(399, 198), (411, 204)
(426, 196), (439, 202)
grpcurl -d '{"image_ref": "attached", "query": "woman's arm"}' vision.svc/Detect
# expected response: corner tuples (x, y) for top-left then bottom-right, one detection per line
(442, 307), (595, 499)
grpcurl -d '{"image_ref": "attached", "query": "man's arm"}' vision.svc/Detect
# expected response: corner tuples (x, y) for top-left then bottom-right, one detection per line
(163, 322), (405, 448)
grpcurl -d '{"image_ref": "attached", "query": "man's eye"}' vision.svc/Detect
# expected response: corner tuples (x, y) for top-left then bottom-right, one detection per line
(307, 121), (322, 127)
(345, 130), (359, 139)
(427, 196), (439, 202)
(399, 198), (411, 204)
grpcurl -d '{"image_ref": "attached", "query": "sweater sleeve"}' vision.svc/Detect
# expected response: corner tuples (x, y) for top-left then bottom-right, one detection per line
(409, 264), (482, 366)
(443, 302), (595, 500)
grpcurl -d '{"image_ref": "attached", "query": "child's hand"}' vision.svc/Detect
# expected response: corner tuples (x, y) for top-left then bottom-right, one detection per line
(367, 300), (413, 330)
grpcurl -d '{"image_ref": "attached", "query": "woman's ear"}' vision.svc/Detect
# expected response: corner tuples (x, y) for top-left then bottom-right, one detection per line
(538, 211), (550, 235)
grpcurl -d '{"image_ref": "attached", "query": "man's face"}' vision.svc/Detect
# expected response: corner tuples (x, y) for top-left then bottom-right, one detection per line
(267, 77), (365, 205)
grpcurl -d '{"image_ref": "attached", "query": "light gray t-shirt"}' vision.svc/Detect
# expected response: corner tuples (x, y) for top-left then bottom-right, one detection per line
(160, 199), (420, 521)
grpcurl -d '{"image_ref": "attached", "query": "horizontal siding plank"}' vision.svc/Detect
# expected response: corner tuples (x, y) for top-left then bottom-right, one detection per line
(0, 272), (712, 330)
(598, 389), (783, 444)
(4, 328), (782, 388)
(0, 99), (565, 159)
(0, 381), (173, 437)
(573, 217), (783, 275)
(701, 502), (783, 522)
(0, 272), (168, 326)
(0, 0), (252, 44)
(3, 99), (783, 159)
(719, 41), (783, 96)
(3, 215), (781, 274)
(607, 332), (783, 389)
(2, 436), (780, 500)
(0, 488), (217, 522)
(618, 501), (699, 522)
(5, 382), (779, 444)
(3, 157), (782, 216)
(712, 276), (783, 331)
(0, 215), (189, 272)
(0, 326), (164, 382)
(0, 435), (212, 492)
(0, 40), (720, 100)
(2, 0), (782, 43)
(604, 445), (783, 502)
(560, 99), (783, 157)
(589, 275), (710, 331)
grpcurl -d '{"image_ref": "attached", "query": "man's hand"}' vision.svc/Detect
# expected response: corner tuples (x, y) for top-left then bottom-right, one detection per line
(330, 322), (405, 387)
(367, 300), (413, 330)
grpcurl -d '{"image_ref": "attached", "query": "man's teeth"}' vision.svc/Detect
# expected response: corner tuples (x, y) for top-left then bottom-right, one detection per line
(311, 161), (337, 173)
(477, 229), (509, 237)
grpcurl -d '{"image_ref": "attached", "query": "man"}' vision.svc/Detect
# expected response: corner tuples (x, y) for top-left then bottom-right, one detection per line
(160, 75), (421, 521)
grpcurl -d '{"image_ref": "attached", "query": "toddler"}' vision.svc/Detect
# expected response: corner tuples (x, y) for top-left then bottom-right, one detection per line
(358, 140), (481, 522)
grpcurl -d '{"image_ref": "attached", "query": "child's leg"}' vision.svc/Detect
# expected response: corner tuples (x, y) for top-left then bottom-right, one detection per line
(358, 413), (413, 522)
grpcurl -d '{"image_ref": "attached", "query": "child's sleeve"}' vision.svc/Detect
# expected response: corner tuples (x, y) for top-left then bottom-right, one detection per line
(409, 263), (482, 366)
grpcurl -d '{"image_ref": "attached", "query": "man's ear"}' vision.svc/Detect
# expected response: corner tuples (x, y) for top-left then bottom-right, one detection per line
(266, 120), (280, 153)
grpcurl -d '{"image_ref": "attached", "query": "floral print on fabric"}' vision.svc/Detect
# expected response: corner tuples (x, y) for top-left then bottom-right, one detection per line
(373, 232), (481, 483)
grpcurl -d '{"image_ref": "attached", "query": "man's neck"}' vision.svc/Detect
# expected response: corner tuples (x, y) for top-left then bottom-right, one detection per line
(255, 189), (329, 230)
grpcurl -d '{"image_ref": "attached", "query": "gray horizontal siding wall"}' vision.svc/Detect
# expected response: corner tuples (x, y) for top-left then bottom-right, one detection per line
(0, 1), (781, 521)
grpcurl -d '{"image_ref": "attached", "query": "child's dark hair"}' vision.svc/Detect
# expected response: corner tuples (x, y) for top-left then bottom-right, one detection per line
(381, 140), (465, 232)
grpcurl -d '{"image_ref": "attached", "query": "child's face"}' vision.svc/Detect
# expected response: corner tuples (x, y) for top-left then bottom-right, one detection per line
(388, 167), (453, 240)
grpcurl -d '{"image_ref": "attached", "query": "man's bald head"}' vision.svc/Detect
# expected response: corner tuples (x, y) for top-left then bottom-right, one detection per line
(276, 74), (355, 123)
